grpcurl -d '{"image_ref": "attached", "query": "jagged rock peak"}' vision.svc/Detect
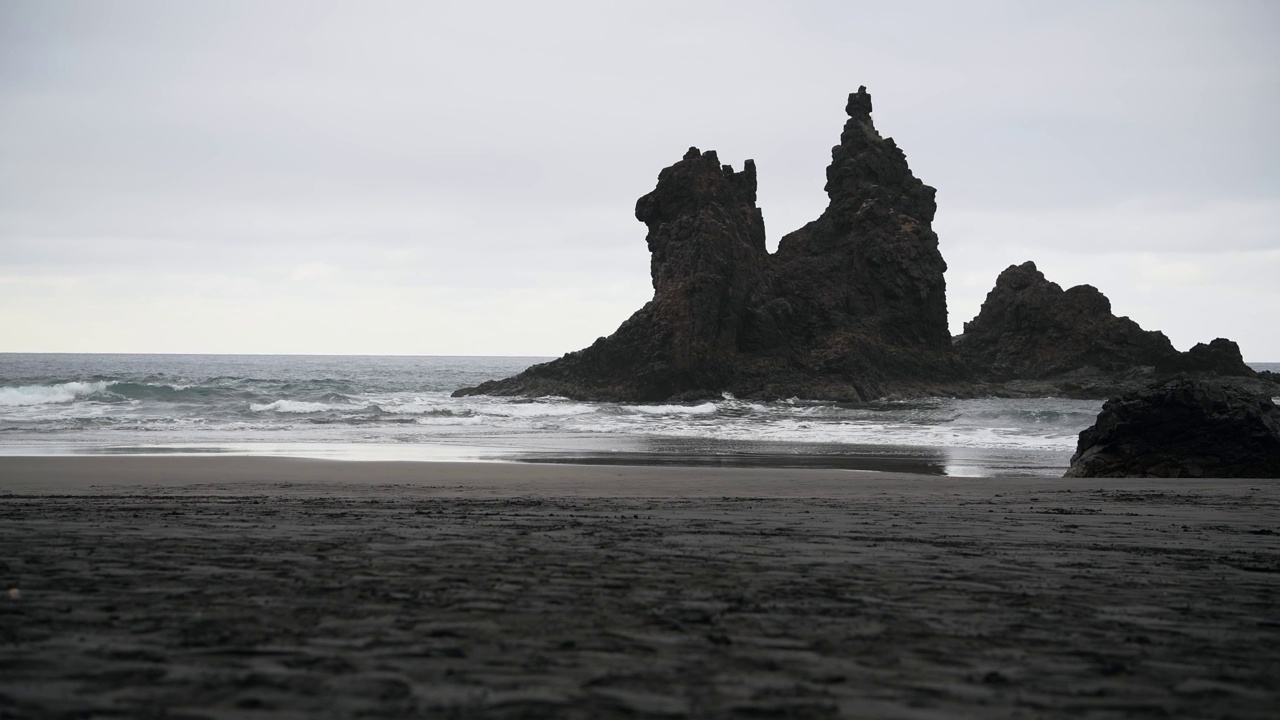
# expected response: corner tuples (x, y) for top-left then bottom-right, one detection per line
(1164, 337), (1257, 377)
(453, 87), (963, 402)
(634, 146), (765, 272)
(637, 148), (758, 224)
(967, 261), (1112, 329)
(958, 262), (1262, 386)
(846, 85), (873, 115)
(819, 87), (933, 226)
(990, 261), (1055, 293)
(957, 261), (1178, 380)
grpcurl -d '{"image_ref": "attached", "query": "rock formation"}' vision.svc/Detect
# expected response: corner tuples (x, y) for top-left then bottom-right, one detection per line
(455, 90), (1271, 403)
(956, 261), (1259, 387)
(955, 261), (1178, 380)
(1064, 376), (1280, 478)
(1160, 337), (1258, 377)
(455, 87), (963, 401)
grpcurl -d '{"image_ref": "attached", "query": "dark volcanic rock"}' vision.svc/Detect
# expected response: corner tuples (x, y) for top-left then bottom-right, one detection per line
(455, 87), (962, 401)
(955, 261), (1181, 380)
(453, 148), (769, 401)
(1158, 337), (1257, 377)
(1064, 376), (1280, 478)
(957, 262), (1257, 387)
(765, 87), (956, 394)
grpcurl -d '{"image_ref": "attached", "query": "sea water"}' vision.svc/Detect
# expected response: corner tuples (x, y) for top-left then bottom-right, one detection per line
(2, 354), (1275, 476)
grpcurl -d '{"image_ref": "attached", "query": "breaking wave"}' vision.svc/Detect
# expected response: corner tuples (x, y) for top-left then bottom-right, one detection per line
(249, 399), (368, 414)
(627, 402), (718, 415)
(0, 381), (112, 406)
(0, 355), (1107, 461)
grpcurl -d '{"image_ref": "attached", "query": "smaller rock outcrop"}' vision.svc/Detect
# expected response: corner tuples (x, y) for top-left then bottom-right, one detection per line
(956, 261), (1181, 380)
(956, 262), (1262, 396)
(1157, 337), (1257, 377)
(1064, 376), (1280, 478)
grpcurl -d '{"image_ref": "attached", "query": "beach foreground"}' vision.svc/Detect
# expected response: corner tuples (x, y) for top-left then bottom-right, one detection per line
(2, 458), (1278, 718)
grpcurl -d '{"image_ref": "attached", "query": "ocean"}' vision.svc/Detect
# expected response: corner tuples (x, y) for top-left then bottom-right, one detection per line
(2, 354), (1277, 477)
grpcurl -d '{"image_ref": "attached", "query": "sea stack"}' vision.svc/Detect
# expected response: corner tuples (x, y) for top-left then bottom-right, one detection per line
(955, 261), (1262, 394)
(454, 87), (963, 401)
(955, 261), (1184, 380)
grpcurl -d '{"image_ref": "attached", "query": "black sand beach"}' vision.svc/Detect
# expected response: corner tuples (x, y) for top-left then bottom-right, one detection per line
(2, 457), (1278, 718)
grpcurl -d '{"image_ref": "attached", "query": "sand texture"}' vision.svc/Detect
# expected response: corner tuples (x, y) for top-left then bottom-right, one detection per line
(1, 457), (1279, 718)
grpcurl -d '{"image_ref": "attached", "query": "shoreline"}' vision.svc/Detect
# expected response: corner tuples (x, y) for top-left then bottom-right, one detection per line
(0, 435), (1074, 477)
(0, 453), (1272, 498)
(0, 455), (948, 498)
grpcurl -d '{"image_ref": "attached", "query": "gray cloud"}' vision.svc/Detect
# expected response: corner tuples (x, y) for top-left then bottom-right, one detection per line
(2, 0), (1277, 357)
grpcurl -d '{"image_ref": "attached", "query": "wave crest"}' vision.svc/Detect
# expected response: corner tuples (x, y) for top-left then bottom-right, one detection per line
(0, 381), (112, 407)
(249, 399), (365, 414)
(626, 402), (718, 415)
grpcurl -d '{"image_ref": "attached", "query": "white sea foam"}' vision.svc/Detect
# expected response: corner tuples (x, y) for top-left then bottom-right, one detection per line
(0, 381), (112, 407)
(378, 398), (457, 415)
(561, 411), (1080, 451)
(249, 399), (365, 414)
(626, 403), (718, 415)
(465, 402), (598, 418)
(373, 395), (598, 419)
(381, 403), (445, 415)
(0, 356), (1101, 473)
(414, 415), (485, 426)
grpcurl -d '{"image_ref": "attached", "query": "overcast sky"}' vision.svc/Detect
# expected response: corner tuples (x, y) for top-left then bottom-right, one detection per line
(2, 1), (1277, 359)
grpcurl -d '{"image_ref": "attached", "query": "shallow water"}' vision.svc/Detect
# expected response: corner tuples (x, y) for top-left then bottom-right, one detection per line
(4, 353), (1268, 477)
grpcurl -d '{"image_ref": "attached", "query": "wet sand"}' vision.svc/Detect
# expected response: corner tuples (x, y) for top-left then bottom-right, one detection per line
(2, 457), (1278, 718)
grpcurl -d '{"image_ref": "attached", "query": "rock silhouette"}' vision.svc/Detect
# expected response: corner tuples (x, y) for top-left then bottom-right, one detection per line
(1160, 337), (1258, 377)
(1065, 376), (1280, 478)
(955, 261), (1260, 387)
(455, 87), (961, 401)
(956, 261), (1182, 380)
(456, 90), (1273, 403)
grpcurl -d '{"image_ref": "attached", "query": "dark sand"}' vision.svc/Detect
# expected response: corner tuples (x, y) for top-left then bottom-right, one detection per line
(2, 457), (1278, 718)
